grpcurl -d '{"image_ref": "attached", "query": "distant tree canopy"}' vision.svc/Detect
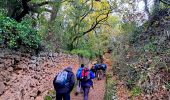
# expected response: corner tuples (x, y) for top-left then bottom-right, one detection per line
(0, 0), (57, 22)
(0, 0), (169, 57)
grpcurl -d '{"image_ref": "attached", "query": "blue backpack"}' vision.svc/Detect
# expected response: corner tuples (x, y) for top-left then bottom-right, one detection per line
(101, 64), (107, 69)
(55, 71), (68, 87)
(76, 67), (83, 79)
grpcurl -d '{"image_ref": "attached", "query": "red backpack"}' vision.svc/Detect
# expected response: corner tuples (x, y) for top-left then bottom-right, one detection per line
(80, 68), (90, 81)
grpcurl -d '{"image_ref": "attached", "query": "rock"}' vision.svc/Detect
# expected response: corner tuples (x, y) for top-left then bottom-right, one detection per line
(30, 97), (35, 100)
(30, 60), (37, 64)
(31, 56), (37, 60)
(0, 50), (82, 100)
(30, 88), (38, 97)
(0, 64), (4, 68)
(15, 64), (27, 70)
(28, 64), (36, 70)
(0, 82), (5, 95)
(7, 67), (13, 72)
(0, 54), (4, 58)
(35, 96), (43, 100)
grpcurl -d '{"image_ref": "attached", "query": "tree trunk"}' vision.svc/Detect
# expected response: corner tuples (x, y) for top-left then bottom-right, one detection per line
(154, 0), (160, 14)
(144, 0), (151, 19)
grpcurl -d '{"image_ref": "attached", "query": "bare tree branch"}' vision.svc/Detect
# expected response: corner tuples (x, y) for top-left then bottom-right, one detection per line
(160, 0), (170, 5)
(80, 0), (94, 22)
(143, 0), (151, 19)
(71, 11), (110, 43)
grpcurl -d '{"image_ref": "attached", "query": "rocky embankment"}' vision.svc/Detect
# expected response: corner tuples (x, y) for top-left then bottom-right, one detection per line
(0, 49), (89, 100)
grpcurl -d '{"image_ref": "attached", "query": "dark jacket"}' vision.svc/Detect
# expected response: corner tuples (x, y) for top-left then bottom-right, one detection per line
(53, 67), (75, 93)
(81, 70), (95, 87)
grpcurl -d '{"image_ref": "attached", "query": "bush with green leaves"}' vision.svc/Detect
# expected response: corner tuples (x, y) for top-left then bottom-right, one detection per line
(104, 74), (117, 100)
(0, 14), (41, 49)
(71, 49), (92, 59)
(130, 86), (142, 97)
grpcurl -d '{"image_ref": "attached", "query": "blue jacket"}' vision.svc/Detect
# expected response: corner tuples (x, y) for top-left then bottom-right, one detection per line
(81, 70), (95, 87)
(94, 64), (100, 70)
(76, 67), (83, 79)
(53, 67), (75, 93)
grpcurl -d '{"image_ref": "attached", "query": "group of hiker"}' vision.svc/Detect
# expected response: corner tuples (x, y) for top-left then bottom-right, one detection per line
(53, 63), (107, 100)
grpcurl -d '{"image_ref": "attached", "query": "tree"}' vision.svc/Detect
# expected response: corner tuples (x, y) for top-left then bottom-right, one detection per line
(62, 0), (112, 50)
(0, 0), (60, 22)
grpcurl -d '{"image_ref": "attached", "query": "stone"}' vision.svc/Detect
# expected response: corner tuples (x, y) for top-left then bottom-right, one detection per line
(28, 64), (36, 70)
(0, 75), (4, 81)
(0, 64), (4, 68)
(16, 64), (27, 70)
(30, 97), (35, 100)
(0, 50), (82, 100)
(31, 56), (37, 60)
(7, 67), (13, 72)
(0, 53), (4, 58)
(30, 88), (38, 97)
(0, 82), (5, 95)
(35, 96), (43, 100)
(30, 60), (37, 64)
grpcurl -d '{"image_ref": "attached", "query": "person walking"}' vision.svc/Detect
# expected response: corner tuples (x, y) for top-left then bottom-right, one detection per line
(80, 66), (95, 100)
(75, 64), (85, 96)
(53, 66), (75, 100)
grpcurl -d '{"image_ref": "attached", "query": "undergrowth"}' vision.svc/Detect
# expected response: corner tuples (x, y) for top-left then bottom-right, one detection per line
(104, 73), (117, 100)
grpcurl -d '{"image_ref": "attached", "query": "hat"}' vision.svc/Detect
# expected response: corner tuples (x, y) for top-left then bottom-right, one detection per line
(65, 66), (73, 71)
(85, 66), (89, 68)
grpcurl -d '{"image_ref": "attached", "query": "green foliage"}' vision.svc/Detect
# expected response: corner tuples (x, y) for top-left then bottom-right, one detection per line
(130, 86), (142, 96)
(44, 96), (52, 100)
(144, 42), (156, 52)
(129, 26), (144, 44)
(165, 82), (170, 89)
(71, 49), (92, 59)
(104, 73), (117, 100)
(0, 14), (41, 49)
(44, 90), (55, 100)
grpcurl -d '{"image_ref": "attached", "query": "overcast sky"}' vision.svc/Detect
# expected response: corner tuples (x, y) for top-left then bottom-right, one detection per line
(137, 0), (154, 12)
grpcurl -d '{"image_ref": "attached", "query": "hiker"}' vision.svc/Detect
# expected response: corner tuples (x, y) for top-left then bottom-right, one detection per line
(91, 63), (99, 77)
(80, 66), (95, 100)
(94, 63), (106, 80)
(100, 63), (107, 76)
(53, 66), (75, 100)
(75, 64), (85, 96)
(90, 65), (96, 76)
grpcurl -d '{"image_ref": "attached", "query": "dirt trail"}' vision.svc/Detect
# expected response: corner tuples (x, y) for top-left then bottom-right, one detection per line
(71, 65), (106, 100)
(70, 53), (112, 100)
(71, 78), (105, 100)
(71, 53), (132, 100)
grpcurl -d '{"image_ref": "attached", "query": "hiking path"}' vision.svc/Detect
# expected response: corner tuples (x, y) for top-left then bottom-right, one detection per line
(70, 53), (112, 100)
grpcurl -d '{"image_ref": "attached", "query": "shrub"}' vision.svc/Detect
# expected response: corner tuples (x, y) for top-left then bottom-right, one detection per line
(71, 49), (92, 59)
(0, 14), (41, 49)
(130, 86), (142, 97)
(104, 74), (117, 100)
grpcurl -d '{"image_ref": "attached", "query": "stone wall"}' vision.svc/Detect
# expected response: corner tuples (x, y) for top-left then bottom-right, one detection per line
(0, 49), (90, 100)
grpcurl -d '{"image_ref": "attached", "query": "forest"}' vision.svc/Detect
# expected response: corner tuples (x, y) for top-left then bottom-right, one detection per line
(0, 0), (170, 100)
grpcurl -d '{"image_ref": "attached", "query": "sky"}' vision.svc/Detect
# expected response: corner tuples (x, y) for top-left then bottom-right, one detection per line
(137, 0), (154, 12)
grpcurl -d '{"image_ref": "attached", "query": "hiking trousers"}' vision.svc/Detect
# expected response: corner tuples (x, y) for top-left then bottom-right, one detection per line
(82, 86), (90, 100)
(56, 92), (70, 100)
(76, 80), (82, 93)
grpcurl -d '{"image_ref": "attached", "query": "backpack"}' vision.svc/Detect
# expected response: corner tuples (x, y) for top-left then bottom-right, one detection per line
(76, 67), (83, 79)
(55, 71), (68, 87)
(101, 64), (106, 69)
(80, 68), (90, 81)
